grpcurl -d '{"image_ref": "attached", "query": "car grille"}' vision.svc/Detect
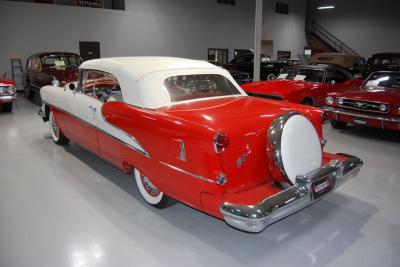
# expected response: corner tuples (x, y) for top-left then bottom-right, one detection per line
(338, 98), (389, 113)
(247, 92), (283, 101)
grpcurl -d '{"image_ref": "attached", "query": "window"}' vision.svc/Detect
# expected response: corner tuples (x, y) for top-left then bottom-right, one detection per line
(217, 0), (236, 6)
(276, 2), (289, 15)
(364, 72), (400, 90)
(42, 55), (82, 69)
(326, 70), (349, 84)
(284, 68), (324, 83)
(208, 48), (229, 64)
(164, 74), (241, 102)
(80, 70), (123, 102)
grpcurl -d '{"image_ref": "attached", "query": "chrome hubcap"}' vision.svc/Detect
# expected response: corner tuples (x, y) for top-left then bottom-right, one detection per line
(140, 174), (160, 197)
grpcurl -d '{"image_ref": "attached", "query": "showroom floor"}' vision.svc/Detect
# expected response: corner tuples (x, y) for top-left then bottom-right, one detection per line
(0, 96), (399, 267)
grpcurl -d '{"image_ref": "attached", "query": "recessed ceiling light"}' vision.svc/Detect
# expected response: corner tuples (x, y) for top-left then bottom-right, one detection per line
(317, 5), (335, 10)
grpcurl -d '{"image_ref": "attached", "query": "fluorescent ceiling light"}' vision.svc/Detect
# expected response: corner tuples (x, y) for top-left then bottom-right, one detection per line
(317, 5), (335, 9)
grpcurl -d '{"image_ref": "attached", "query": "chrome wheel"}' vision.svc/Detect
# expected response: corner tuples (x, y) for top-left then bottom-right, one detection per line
(140, 173), (161, 197)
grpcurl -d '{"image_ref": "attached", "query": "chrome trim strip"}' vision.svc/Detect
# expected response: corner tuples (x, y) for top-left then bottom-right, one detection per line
(220, 155), (363, 233)
(323, 106), (400, 123)
(159, 161), (216, 184)
(43, 102), (151, 158)
(0, 95), (17, 101)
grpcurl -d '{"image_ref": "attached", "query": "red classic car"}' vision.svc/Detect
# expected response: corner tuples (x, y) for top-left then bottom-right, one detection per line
(0, 75), (17, 112)
(324, 71), (400, 130)
(242, 65), (363, 107)
(24, 52), (82, 98)
(39, 57), (362, 233)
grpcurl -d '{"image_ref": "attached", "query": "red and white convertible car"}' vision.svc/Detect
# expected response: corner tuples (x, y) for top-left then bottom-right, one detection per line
(0, 75), (17, 112)
(39, 57), (363, 233)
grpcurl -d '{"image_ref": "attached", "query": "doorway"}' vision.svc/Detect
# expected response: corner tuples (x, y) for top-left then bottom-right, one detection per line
(208, 48), (229, 64)
(79, 41), (101, 61)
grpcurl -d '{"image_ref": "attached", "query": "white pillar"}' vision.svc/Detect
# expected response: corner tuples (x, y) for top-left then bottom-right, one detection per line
(253, 0), (263, 81)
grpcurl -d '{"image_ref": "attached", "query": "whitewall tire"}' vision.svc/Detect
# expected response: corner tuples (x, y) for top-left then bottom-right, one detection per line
(134, 168), (175, 209)
(49, 111), (69, 145)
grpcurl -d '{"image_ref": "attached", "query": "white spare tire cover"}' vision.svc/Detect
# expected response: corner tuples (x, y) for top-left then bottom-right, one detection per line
(280, 115), (322, 184)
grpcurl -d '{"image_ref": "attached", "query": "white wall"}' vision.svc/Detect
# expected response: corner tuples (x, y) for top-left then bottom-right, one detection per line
(0, 0), (307, 75)
(308, 0), (400, 58)
(263, 0), (307, 60)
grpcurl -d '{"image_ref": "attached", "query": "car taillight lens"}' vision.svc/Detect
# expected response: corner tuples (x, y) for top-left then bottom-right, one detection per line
(214, 132), (230, 153)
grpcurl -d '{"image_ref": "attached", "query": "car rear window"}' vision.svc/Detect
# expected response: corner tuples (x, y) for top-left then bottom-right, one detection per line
(164, 74), (241, 102)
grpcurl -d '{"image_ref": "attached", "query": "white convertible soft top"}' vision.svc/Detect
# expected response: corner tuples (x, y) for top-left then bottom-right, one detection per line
(80, 57), (246, 109)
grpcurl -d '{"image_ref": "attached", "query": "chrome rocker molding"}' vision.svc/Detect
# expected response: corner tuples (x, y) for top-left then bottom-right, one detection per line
(220, 155), (363, 233)
(324, 106), (400, 123)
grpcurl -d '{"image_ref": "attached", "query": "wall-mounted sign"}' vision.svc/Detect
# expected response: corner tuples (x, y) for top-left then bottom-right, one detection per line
(75, 0), (104, 8)
(277, 51), (291, 60)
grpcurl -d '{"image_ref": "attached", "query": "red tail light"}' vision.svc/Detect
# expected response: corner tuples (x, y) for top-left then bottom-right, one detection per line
(214, 132), (230, 153)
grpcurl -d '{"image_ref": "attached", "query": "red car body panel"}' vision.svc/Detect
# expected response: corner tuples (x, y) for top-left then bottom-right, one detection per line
(50, 95), (345, 220)
(242, 79), (364, 107)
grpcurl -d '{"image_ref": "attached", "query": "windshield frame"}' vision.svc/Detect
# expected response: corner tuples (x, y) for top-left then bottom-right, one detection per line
(278, 67), (327, 83)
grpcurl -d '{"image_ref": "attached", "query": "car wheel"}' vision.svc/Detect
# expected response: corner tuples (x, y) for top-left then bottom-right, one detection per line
(49, 111), (69, 145)
(25, 85), (34, 99)
(134, 168), (175, 209)
(330, 120), (348, 130)
(301, 98), (314, 106)
(2, 103), (12, 112)
(266, 74), (276, 81)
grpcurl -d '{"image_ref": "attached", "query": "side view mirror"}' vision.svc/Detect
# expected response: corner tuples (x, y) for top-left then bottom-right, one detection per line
(69, 83), (76, 90)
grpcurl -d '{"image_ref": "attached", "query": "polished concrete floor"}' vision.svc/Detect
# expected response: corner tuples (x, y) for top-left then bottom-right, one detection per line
(0, 96), (399, 267)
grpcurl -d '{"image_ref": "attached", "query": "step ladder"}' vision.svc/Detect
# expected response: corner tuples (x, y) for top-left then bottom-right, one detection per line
(10, 57), (24, 91)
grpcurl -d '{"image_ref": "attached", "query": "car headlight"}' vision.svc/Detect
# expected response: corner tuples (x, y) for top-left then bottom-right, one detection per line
(0, 85), (16, 95)
(325, 96), (334, 105)
(379, 104), (388, 112)
(337, 98), (344, 105)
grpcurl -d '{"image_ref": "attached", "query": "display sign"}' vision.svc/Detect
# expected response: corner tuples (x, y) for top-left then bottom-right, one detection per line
(277, 51), (291, 60)
(75, 0), (104, 8)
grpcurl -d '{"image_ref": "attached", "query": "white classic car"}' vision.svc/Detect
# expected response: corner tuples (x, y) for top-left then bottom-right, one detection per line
(39, 57), (362, 233)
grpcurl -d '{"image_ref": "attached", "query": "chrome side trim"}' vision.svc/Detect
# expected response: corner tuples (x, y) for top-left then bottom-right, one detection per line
(268, 112), (300, 180)
(43, 102), (151, 158)
(159, 161), (216, 184)
(220, 155), (363, 233)
(323, 106), (400, 123)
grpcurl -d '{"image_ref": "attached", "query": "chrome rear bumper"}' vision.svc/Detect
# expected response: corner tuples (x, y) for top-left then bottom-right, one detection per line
(220, 155), (363, 233)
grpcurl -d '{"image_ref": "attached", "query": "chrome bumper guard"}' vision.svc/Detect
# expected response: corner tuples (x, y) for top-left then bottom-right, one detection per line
(323, 106), (400, 123)
(220, 155), (363, 233)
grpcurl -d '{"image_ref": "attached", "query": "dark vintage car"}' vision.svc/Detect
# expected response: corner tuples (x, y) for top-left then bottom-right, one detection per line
(363, 53), (400, 78)
(24, 52), (82, 98)
(225, 54), (292, 81)
(242, 65), (363, 107)
(324, 71), (400, 131)
(309, 53), (366, 77)
(207, 61), (252, 84)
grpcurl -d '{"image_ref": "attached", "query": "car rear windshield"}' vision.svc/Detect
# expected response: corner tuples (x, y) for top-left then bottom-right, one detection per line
(364, 72), (400, 90)
(42, 55), (82, 69)
(164, 74), (241, 102)
(278, 68), (324, 83)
